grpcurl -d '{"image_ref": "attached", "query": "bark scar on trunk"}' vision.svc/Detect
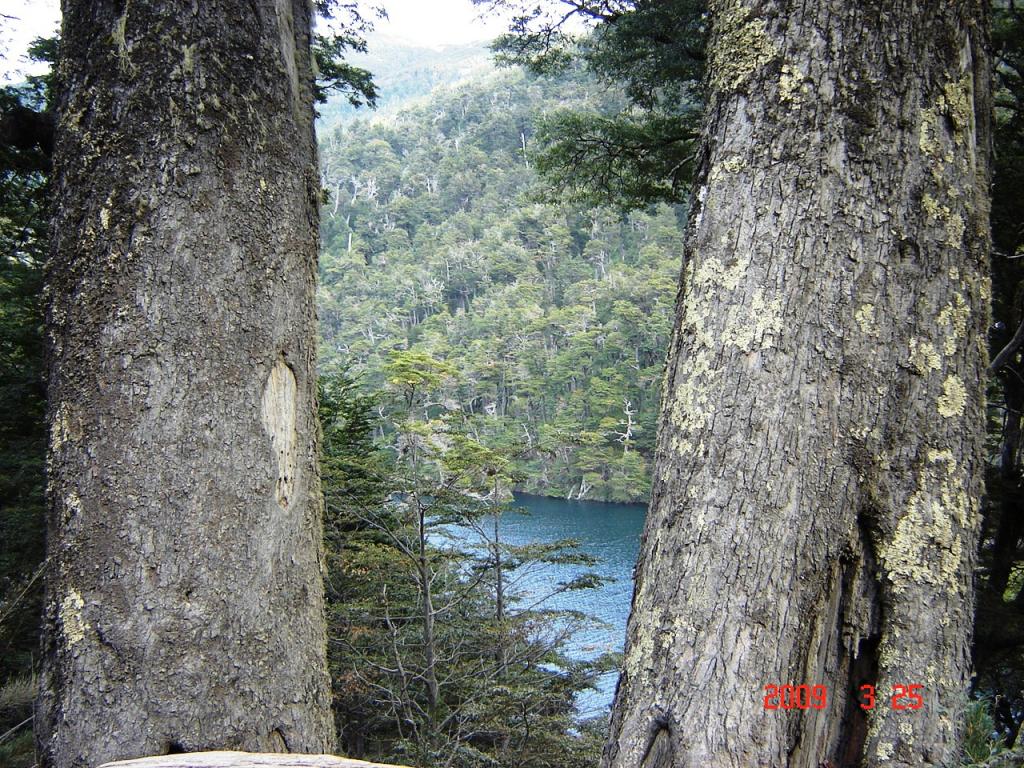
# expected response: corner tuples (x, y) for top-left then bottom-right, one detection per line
(261, 357), (298, 509)
(273, 0), (301, 113)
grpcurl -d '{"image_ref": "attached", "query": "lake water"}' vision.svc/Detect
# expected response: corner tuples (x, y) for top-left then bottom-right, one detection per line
(501, 493), (647, 719)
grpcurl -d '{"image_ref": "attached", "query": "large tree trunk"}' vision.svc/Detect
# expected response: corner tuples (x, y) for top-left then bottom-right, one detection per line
(604, 2), (991, 767)
(38, 1), (333, 766)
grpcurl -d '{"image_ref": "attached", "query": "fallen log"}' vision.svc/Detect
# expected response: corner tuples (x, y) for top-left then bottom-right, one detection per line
(97, 751), (413, 768)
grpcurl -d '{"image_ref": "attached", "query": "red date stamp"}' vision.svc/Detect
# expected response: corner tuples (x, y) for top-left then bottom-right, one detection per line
(763, 684), (827, 710)
(857, 684), (924, 711)
(763, 684), (925, 711)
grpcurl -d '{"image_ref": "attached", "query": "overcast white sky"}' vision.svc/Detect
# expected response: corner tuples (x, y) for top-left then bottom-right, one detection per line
(0, 0), (507, 83)
(1, 0), (60, 83)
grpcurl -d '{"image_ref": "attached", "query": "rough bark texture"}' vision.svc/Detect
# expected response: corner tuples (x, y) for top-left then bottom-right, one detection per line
(96, 751), (410, 768)
(38, 1), (332, 766)
(604, 1), (991, 767)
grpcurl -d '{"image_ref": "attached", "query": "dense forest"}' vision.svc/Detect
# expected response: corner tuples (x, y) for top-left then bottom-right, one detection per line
(318, 65), (683, 503)
(1, 1), (1024, 767)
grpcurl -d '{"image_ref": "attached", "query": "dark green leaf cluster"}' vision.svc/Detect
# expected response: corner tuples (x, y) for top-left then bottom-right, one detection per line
(534, 110), (699, 208)
(475, 0), (707, 208)
(311, 2), (383, 106)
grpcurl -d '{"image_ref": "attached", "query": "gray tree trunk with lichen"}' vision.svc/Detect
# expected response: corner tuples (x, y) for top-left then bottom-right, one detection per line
(37, 1), (333, 766)
(603, 1), (991, 767)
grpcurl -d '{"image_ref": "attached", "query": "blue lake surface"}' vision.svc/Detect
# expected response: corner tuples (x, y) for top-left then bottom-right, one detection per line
(500, 493), (647, 719)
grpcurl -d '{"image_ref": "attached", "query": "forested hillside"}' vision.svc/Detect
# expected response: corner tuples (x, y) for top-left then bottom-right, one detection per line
(318, 67), (685, 502)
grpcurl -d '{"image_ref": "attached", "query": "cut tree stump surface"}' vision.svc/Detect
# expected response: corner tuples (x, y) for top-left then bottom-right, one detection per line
(97, 752), (413, 768)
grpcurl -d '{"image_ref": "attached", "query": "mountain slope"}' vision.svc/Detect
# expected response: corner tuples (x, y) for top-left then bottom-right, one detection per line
(316, 35), (493, 130)
(317, 66), (686, 502)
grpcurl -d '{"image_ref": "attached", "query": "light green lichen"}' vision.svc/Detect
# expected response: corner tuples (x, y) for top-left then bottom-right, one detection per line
(855, 303), (878, 337)
(909, 338), (941, 375)
(99, 207), (110, 230)
(111, 7), (137, 75)
(60, 590), (87, 646)
(710, 3), (778, 93)
(667, 253), (754, 454)
(778, 63), (807, 103)
(937, 374), (967, 418)
(63, 491), (83, 524)
(978, 276), (992, 303)
(921, 192), (965, 247)
(721, 290), (784, 351)
(919, 106), (952, 165)
(693, 252), (752, 294)
(51, 402), (77, 452)
(182, 43), (196, 75)
(880, 449), (970, 595)
(943, 76), (973, 143)
(928, 448), (971, 526)
(710, 155), (746, 182)
(668, 247), (785, 462)
(878, 637), (900, 672)
(944, 211), (965, 247)
(624, 602), (657, 677)
(876, 741), (894, 761)
(919, 75), (974, 196)
(936, 294), (969, 355)
(922, 192), (942, 219)
(668, 348), (714, 455)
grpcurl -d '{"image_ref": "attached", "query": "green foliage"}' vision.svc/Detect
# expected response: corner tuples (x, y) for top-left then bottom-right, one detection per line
(474, 0), (707, 209)
(321, 367), (605, 767)
(319, 66), (684, 502)
(0, 35), (54, 768)
(962, 697), (1007, 765)
(313, 32), (379, 108)
(534, 110), (699, 208)
(384, 350), (458, 405)
(311, 1), (383, 106)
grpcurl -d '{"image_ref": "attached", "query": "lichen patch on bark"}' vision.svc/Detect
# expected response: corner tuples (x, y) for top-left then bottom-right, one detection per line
(50, 402), (79, 453)
(856, 303), (878, 336)
(937, 374), (967, 418)
(937, 294), (970, 355)
(909, 338), (941, 374)
(709, 2), (778, 93)
(63, 491), (83, 525)
(721, 290), (784, 351)
(880, 449), (969, 594)
(778, 63), (808, 103)
(60, 590), (86, 646)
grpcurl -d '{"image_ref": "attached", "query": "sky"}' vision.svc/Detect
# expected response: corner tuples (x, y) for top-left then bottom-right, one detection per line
(0, 0), (507, 83)
(0, 0), (60, 83)
(369, 0), (507, 46)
